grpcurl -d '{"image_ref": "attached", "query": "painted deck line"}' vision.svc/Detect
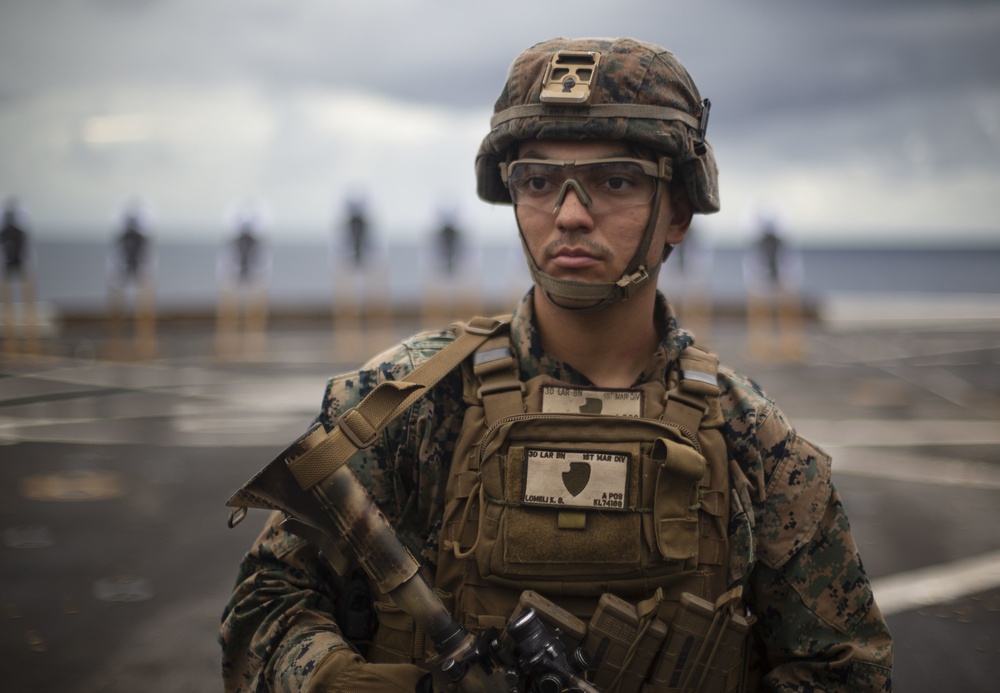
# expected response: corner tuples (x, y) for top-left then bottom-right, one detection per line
(818, 292), (1000, 332)
(796, 418), (1000, 448)
(829, 447), (1000, 490)
(871, 549), (1000, 616)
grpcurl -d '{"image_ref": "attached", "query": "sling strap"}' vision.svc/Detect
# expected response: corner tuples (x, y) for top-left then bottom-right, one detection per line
(286, 315), (511, 490)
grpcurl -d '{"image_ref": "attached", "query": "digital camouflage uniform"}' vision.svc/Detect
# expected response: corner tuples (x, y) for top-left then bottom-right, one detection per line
(220, 290), (893, 693)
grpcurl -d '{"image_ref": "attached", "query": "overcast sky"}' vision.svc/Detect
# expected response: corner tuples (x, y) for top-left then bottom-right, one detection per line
(1, 0), (998, 247)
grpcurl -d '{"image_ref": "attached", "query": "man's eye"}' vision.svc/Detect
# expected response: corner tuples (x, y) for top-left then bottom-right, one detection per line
(522, 176), (555, 192)
(598, 174), (641, 193)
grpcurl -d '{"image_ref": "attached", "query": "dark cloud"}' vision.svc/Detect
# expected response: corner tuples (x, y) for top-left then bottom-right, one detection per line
(1, 0), (997, 239)
(6, 1), (997, 116)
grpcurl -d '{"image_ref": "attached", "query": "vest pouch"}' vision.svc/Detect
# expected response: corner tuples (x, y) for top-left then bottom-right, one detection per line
(652, 437), (707, 561)
(368, 589), (452, 664)
(475, 414), (697, 584)
(369, 600), (420, 664)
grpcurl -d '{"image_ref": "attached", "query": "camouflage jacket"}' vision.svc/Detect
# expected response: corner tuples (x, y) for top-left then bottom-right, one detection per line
(220, 290), (893, 692)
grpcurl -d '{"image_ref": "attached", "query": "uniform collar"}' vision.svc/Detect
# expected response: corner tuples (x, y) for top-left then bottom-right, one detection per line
(509, 288), (695, 388)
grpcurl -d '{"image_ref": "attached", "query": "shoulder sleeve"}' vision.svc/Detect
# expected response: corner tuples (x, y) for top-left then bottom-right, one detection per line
(718, 368), (893, 691)
(719, 367), (831, 569)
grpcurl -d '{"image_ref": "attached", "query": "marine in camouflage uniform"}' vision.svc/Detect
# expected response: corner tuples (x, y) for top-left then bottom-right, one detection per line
(221, 37), (892, 692)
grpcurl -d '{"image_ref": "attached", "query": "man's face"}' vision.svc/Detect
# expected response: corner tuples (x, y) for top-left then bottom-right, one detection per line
(513, 139), (691, 290)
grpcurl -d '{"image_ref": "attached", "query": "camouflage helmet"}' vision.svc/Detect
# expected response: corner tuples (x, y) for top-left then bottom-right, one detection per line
(476, 37), (719, 214)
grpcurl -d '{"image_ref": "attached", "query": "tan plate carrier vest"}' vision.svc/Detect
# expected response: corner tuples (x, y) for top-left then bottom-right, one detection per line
(434, 317), (731, 614)
(352, 317), (745, 691)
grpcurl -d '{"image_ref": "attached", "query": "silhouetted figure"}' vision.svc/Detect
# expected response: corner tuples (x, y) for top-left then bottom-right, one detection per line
(331, 196), (392, 358)
(118, 215), (149, 281)
(1, 202), (29, 277)
(234, 226), (260, 284)
(216, 206), (271, 360)
(438, 218), (461, 276)
(1, 197), (39, 355)
(758, 226), (782, 284)
(421, 212), (482, 324)
(743, 211), (804, 362)
(345, 200), (368, 268)
(108, 201), (157, 359)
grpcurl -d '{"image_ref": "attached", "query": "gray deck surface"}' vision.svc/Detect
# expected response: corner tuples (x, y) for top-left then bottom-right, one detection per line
(2, 311), (998, 692)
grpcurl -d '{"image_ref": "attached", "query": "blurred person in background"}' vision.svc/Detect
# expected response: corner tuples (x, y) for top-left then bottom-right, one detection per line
(344, 196), (370, 269)
(107, 198), (157, 359)
(1, 196), (39, 356)
(222, 37), (892, 693)
(436, 211), (461, 278)
(331, 195), (393, 359)
(215, 201), (272, 360)
(421, 208), (481, 325)
(742, 206), (804, 362)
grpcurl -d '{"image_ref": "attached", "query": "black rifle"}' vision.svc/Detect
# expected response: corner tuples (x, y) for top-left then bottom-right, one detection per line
(228, 423), (597, 693)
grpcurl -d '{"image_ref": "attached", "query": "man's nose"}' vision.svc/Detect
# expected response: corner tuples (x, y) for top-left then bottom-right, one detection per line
(553, 188), (595, 233)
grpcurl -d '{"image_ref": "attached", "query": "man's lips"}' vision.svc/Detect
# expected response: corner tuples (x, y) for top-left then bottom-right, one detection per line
(550, 248), (601, 269)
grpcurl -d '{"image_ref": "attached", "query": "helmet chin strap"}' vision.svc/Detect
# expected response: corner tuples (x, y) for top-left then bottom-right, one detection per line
(517, 179), (666, 312)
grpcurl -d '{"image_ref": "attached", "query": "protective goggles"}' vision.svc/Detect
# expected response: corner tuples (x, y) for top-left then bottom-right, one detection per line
(500, 156), (673, 215)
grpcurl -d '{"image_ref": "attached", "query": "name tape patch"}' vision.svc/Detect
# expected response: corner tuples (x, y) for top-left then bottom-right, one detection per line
(541, 386), (642, 417)
(523, 448), (628, 510)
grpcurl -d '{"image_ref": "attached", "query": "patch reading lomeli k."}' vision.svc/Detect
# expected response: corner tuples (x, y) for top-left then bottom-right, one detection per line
(541, 385), (642, 417)
(523, 448), (628, 510)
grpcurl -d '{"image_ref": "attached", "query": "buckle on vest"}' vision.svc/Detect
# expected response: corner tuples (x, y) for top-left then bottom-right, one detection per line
(666, 389), (709, 415)
(477, 378), (526, 399)
(464, 316), (507, 336)
(337, 408), (379, 449)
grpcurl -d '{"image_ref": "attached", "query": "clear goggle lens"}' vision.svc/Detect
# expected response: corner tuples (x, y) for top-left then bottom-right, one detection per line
(505, 157), (665, 215)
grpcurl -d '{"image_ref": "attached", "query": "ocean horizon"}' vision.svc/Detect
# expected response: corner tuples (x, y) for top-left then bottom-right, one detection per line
(8, 237), (1000, 318)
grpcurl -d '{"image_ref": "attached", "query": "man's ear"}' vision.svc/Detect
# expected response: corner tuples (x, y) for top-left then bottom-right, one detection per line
(665, 187), (694, 245)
